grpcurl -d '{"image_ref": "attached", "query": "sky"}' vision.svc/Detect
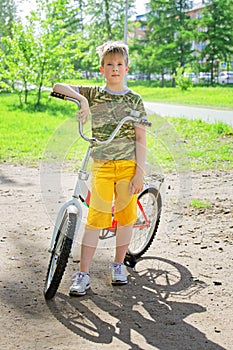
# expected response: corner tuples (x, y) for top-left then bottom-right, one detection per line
(17, 0), (200, 21)
(17, 0), (148, 20)
(134, 0), (147, 15)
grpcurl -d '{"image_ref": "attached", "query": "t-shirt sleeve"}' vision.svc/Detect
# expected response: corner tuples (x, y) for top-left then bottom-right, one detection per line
(136, 96), (147, 119)
(131, 95), (148, 126)
(75, 86), (97, 106)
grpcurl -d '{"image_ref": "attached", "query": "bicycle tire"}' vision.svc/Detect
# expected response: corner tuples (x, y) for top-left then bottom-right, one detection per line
(44, 211), (77, 300)
(127, 187), (162, 259)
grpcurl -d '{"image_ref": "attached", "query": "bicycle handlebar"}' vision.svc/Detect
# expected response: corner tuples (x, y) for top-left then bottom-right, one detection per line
(50, 91), (152, 145)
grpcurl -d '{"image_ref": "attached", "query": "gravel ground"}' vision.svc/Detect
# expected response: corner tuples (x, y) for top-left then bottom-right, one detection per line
(0, 164), (232, 350)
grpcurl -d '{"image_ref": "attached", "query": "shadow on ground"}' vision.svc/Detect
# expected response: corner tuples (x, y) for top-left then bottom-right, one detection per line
(46, 256), (225, 350)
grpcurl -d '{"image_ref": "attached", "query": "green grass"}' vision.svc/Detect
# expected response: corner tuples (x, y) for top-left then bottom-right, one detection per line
(0, 90), (233, 171)
(164, 117), (233, 171)
(133, 85), (233, 109)
(144, 114), (233, 172)
(189, 199), (211, 209)
(0, 92), (78, 165)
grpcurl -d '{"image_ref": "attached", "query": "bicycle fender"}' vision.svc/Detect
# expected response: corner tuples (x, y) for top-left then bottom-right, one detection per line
(67, 205), (79, 214)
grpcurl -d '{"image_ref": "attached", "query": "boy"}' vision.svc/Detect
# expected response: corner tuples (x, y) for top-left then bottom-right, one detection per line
(53, 41), (147, 296)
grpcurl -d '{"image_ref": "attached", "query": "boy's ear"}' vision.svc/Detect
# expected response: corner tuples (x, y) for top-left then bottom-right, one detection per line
(100, 66), (104, 74)
(126, 66), (130, 73)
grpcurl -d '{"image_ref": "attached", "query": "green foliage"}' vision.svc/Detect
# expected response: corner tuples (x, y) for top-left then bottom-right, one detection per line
(176, 76), (192, 91)
(198, 0), (233, 82)
(84, 0), (135, 43)
(0, 0), (137, 106)
(1, 0), (232, 101)
(0, 0), (17, 38)
(175, 68), (193, 91)
(211, 121), (233, 136)
(131, 0), (196, 84)
(0, 0), (85, 106)
(0, 22), (38, 104)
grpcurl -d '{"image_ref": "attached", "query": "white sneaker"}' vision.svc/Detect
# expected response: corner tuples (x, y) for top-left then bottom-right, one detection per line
(110, 262), (128, 285)
(69, 272), (90, 296)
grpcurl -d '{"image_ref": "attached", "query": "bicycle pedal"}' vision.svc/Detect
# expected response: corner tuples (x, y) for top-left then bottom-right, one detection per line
(124, 254), (137, 268)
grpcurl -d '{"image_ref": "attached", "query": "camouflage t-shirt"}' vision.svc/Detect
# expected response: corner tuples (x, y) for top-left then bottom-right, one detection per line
(76, 85), (147, 160)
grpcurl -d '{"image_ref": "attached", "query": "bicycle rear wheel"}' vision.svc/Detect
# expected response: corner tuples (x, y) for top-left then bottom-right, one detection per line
(44, 211), (77, 300)
(127, 187), (162, 259)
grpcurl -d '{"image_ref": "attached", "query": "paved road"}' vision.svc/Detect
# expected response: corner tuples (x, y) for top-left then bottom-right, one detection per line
(145, 102), (233, 126)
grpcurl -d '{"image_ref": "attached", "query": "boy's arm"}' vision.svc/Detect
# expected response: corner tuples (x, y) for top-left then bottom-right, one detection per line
(53, 83), (90, 123)
(129, 124), (146, 195)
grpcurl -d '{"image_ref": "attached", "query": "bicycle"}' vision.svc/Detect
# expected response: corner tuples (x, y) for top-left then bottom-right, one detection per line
(44, 91), (164, 300)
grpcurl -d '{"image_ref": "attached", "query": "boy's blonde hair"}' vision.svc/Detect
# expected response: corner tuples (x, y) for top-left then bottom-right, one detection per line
(97, 41), (129, 67)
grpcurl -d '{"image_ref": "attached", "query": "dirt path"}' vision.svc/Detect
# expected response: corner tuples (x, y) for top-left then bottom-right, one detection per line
(0, 164), (232, 350)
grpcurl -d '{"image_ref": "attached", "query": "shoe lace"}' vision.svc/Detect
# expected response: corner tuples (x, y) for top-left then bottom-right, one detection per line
(110, 263), (122, 274)
(72, 272), (86, 284)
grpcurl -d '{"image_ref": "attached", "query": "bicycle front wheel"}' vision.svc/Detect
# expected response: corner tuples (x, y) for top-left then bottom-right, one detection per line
(127, 187), (162, 259)
(44, 211), (77, 300)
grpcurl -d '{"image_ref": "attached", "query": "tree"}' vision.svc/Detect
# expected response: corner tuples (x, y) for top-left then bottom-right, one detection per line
(30, 0), (85, 104)
(0, 0), (85, 105)
(198, 0), (233, 85)
(1, 0), (137, 103)
(0, 0), (17, 39)
(82, 0), (135, 69)
(131, 0), (195, 86)
(0, 21), (38, 103)
(84, 0), (134, 42)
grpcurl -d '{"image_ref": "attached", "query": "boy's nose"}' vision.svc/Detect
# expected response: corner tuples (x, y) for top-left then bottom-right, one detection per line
(113, 65), (118, 71)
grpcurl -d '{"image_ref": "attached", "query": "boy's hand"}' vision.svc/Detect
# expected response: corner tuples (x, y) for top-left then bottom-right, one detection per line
(77, 98), (90, 124)
(129, 173), (144, 195)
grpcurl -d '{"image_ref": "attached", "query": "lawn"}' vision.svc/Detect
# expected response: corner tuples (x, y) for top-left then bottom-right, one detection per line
(132, 84), (233, 109)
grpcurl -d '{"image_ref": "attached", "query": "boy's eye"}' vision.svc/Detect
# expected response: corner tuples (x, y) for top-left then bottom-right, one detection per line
(106, 63), (123, 66)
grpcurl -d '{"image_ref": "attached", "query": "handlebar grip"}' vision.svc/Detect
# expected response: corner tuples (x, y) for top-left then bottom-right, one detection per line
(50, 91), (67, 100)
(141, 118), (152, 127)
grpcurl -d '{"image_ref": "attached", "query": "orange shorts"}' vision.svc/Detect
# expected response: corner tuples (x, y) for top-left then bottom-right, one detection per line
(86, 159), (137, 230)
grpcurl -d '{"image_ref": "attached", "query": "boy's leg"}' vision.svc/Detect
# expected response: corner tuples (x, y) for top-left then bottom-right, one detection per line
(112, 160), (136, 285)
(110, 225), (133, 285)
(69, 229), (99, 296)
(114, 224), (133, 263)
(80, 228), (100, 273)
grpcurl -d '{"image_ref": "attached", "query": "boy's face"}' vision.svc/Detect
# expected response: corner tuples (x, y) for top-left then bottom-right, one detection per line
(100, 53), (129, 85)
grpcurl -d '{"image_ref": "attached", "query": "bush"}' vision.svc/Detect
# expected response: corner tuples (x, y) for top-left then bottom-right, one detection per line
(175, 68), (193, 91)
